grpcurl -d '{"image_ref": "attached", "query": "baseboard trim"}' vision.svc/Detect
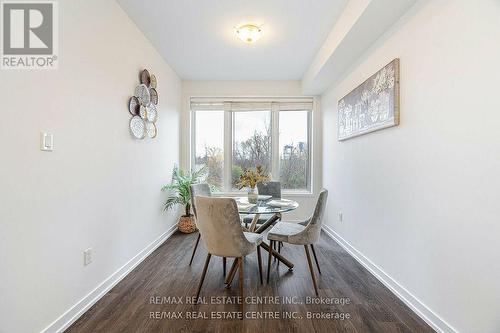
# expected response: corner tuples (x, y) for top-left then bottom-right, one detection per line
(40, 224), (178, 333)
(322, 225), (457, 333)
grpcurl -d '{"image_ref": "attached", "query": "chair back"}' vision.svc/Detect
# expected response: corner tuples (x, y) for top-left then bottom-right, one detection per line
(257, 181), (281, 199)
(289, 189), (328, 245)
(194, 196), (254, 257)
(189, 183), (211, 218)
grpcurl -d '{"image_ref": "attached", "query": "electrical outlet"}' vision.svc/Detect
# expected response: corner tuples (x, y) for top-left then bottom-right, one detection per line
(84, 248), (92, 266)
(338, 212), (343, 223)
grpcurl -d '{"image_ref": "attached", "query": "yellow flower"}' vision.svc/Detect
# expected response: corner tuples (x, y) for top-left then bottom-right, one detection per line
(236, 165), (270, 190)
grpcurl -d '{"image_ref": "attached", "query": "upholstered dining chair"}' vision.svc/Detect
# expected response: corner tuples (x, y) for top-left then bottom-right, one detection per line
(242, 181), (282, 229)
(189, 183), (230, 277)
(189, 183), (211, 265)
(194, 196), (264, 315)
(266, 189), (328, 296)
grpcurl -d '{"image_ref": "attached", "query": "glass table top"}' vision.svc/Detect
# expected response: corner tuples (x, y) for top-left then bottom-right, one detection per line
(235, 197), (299, 215)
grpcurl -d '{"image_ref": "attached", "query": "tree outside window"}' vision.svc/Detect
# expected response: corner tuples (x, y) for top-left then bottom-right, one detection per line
(193, 106), (311, 193)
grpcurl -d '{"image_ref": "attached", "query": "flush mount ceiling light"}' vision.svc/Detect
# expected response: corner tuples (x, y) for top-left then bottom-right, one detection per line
(235, 24), (263, 44)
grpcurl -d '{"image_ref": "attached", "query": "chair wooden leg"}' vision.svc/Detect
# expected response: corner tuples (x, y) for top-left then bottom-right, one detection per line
(277, 242), (281, 268)
(189, 233), (201, 265)
(304, 245), (319, 296)
(195, 253), (211, 301)
(310, 244), (322, 275)
(267, 240), (274, 283)
(223, 257), (227, 277)
(225, 259), (238, 284)
(257, 245), (263, 284)
(226, 258), (239, 289)
(238, 257), (245, 318)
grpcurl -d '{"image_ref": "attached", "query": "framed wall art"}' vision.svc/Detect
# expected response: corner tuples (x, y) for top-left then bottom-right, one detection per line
(338, 58), (400, 141)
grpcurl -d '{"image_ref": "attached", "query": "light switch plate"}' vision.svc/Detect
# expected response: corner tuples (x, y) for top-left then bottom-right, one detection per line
(40, 132), (53, 151)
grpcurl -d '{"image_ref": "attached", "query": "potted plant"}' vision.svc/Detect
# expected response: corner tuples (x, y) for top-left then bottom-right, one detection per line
(236, 165), (270, 204)
(162, 166), (206, 233)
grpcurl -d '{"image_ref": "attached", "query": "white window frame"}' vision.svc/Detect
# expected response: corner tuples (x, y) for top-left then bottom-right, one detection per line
(190, 97), (314, 195)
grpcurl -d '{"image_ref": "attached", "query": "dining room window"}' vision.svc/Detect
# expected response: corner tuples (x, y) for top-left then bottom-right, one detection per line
(279, 110), (309, 191)
(193, 110), (225, 189)
(232, 111), (272, 188)
(191, 98), (313, 193)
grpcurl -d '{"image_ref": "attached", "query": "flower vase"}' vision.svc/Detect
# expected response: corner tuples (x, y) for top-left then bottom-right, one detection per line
(247, 187), (258, 204)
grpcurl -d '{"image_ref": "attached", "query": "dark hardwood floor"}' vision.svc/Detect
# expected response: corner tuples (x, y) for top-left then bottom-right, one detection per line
(66, 231), (434, 333)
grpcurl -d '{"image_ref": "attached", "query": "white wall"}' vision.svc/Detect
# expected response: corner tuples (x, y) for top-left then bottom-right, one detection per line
(321, 0), (500, 332)
(181, 80), (322, 221)
(0, 1), (181, 332)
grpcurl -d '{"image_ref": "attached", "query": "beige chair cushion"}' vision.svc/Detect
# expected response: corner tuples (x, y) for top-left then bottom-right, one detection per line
(267, 222), (305, 243)
(244, 232), (264, 245)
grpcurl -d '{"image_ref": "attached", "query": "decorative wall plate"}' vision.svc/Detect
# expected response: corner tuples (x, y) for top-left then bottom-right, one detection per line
(139, 105), (148, 119)
(150, 74), (157, 89)
(147, 103), (158, 122)
(150, 88), (158, 105)
(128, 69), (159, 140)
(140, 69), (151, 86)
(128, 96), (140, 115)
(146, 122), (157, 138)
(134, 84), (150, 106)
(130, 116), (146, 139)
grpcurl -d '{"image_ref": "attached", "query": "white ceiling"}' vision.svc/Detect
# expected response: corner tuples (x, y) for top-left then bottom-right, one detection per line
(117, 0), (348, 80)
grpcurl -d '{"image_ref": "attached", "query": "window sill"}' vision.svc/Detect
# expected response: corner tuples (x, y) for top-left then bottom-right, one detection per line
(214, 191), (315, 198)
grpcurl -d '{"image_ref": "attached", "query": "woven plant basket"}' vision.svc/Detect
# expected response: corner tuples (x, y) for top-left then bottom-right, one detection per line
(178, 215), (197, 233)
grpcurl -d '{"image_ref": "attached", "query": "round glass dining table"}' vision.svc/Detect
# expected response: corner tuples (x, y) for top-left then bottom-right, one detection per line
(235, 197), (299, 232)
(233, 196), (299, 270)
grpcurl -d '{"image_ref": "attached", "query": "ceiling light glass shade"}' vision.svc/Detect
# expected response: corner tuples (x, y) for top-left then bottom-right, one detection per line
(235, 24), (263, 44)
